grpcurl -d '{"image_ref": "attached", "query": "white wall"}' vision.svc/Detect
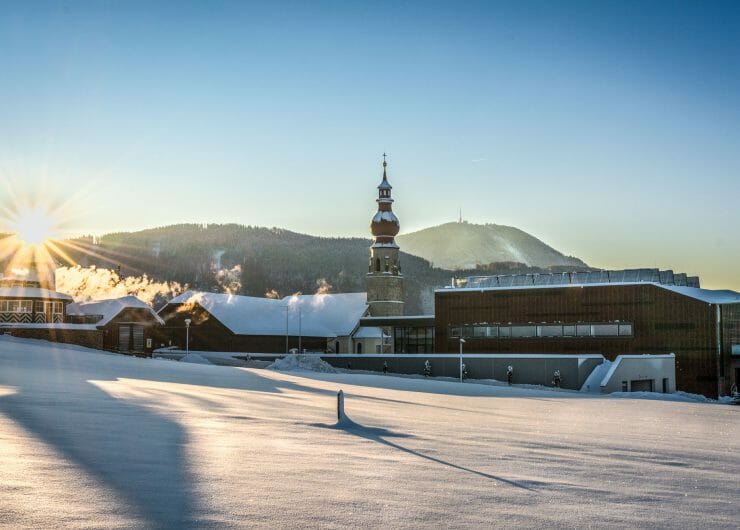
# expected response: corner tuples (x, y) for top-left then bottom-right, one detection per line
(600, 354), (676, 394)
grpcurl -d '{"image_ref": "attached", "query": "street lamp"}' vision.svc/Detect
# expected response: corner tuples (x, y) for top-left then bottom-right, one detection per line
(298, 307), (302, 353)
(459, 337), (466, 382)
(184, 318), (191, 355)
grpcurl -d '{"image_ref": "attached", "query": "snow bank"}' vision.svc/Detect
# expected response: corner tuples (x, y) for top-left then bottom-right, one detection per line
(178, 353), (211, 365)
(580, 360), (612, 392)
(268, 354), (337, 373)
(609, 390), (715, 403)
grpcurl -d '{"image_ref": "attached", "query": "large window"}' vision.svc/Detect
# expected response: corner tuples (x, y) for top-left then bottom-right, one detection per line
(451, 321), (633, 340)
(395, 326), (435, 353)
(0, 300), (33, 313)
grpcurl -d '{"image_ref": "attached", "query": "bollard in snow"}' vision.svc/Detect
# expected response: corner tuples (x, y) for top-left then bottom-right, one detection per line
(337, 389), (345, 422)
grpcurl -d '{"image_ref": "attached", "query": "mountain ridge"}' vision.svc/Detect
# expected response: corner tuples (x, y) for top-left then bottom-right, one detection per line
(396, 221), (587, 270)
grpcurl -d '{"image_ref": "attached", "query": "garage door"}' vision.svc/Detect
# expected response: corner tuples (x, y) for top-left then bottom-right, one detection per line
(630, 379), (654, 392)
(118, 324), (146, 353)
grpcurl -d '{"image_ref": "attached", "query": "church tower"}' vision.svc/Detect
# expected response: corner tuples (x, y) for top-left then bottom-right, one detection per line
(367, 155), (404, 316)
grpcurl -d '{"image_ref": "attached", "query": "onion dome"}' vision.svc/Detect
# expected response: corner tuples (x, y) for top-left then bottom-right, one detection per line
(370, 154), (400, 241)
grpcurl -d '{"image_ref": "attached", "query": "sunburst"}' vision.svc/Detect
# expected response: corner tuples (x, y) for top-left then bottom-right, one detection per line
(0, 200), (77, 288)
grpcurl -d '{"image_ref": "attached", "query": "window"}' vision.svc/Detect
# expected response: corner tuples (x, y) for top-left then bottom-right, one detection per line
(537, 325), (563, 337)
(449, 321), (633, 340)
(473, 326), (495, 337)
(511, 325), (536, 338)
(592, 324), (619, 337)
(0, 300), (32, 313)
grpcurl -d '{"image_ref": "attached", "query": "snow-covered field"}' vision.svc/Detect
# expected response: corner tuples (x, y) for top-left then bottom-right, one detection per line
(0, 337), (737, 529)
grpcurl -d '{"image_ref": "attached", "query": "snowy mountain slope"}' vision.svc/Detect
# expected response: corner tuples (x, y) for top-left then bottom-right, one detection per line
(0, 336), (737, 529)
(396, 222), (588, 270)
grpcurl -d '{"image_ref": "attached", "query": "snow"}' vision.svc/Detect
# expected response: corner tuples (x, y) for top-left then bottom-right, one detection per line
(352, 326), (387, 339)
(659, 284), (740, 304)
(67, 295), (165, 327)
(178, 353), (211, 365)
(1, 335), (738, 529)
(282, 293), (368, 337)
(165, 291), (368, 338)
(580, 360), (612, 392)
(268, 354), (338, 373)
(0, 286), (73, 300)
(372, 210), (399, 224)
(0, 323), (99, 331)
(438, 281), (740, 305)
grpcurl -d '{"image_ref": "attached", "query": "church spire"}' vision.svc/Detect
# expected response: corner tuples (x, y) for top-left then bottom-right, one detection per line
(367, 154), (404, 316)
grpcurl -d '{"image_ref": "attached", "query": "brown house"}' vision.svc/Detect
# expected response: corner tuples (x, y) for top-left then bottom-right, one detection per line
(158, 291), (368, 354)
(66, 296), (164, 355)
(435, 273), (740, 398)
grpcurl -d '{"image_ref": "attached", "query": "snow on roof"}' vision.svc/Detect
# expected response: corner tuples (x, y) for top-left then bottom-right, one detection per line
(167, 291), (368, 338)
(658, 285), (740, 305)
(377, 177), (392, 190)
(0, 287), (73, 301)
(282, 292), (368, 337)
(372, 211), (399, 224)
(67, 295), (164, 327)
(352, 326), (388, 339)
(437, 281), (740, 304)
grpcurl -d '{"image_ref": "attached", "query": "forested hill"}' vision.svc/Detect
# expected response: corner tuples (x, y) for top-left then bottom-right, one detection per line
(397, 222), (587, 270)
(50, 224), (589, 313)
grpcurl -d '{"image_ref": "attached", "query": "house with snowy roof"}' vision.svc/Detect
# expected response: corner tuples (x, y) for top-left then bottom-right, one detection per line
(67, 295), (164, 355)
(158, 291), (378, 354)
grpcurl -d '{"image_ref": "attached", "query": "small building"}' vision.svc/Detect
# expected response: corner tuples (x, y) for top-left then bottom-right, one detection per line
(435, 269), (740, 398)
(66, 296), (164, 355)
(0, 282), (72, 324)
(158, 291), (368, 353)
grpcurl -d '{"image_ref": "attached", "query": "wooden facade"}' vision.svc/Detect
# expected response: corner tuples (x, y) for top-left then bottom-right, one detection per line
(435, 284), (738, 398)
(99, 307), (162, 355)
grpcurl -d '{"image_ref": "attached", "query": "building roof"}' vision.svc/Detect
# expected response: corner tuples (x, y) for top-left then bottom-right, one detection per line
(658, 285), (740, 305)
(352, 326), (389, 339)
(454, 268), (700, 289)
(437, 281), (740, 305)
(166, 291), (368, 338)
(0, 287), (73, 301)
(282, 292), (368, 337)
(67, 295), (165, 326)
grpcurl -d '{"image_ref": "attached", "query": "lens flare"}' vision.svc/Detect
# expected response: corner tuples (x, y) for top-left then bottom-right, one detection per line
(10, 207), (59, 246)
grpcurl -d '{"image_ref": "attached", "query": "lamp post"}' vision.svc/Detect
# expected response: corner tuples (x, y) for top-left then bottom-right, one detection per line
(298, 307), (302, 353)
(184, 318), (192, 355)
(285, 305), (289, 354)
(459, 337), (466, 382)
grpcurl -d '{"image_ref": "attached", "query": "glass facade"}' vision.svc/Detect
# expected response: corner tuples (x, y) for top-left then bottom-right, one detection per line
(394, 326), (435, 353)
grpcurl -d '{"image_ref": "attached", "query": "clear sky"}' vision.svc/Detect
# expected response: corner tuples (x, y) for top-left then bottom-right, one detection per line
(1, 1), (738, 290)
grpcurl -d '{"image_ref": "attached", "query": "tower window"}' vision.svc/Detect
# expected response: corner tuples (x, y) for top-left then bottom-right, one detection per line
(375, 257), (380, 272)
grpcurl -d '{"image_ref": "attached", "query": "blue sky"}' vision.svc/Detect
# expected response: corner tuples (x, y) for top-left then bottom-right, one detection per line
(1, 1), (739, 289)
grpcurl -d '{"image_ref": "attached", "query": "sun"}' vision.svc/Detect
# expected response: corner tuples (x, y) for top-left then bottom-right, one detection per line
(10, 207), (59, 246)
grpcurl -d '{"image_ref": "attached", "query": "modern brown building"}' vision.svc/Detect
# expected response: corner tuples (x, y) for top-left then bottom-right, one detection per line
(434, 270), (740, 398)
